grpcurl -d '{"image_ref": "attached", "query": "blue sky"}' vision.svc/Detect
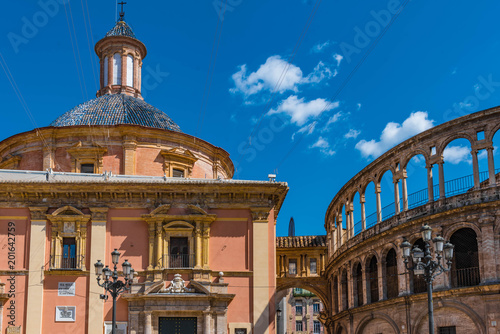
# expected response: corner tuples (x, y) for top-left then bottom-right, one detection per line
(1, 0), (500, 236)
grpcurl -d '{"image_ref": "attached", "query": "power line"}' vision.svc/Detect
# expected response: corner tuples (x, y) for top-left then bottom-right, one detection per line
(273, 0), (412, 171)
(196, 0), (229, 137)
(232, 0), (323, 171)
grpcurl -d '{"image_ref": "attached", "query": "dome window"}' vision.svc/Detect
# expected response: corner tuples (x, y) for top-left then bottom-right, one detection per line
(104, 56), (109, 86)
(126, 54), (134, 87)
(112, 53), (122, 85)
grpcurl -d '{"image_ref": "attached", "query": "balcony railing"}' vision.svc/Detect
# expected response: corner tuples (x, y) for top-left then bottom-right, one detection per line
(50, 255), (84, 270)
(353, 169), (500, 236)
(452, 267), (480, 288)
(159, 254), (195, 268)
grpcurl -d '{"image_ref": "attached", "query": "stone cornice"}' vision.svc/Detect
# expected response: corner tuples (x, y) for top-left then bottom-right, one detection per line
(0, 181), (289, 215)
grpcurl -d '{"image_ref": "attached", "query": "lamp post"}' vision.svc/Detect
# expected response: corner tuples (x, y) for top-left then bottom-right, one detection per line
(94, 249), (135, 334)
(401, 224), (454, 334)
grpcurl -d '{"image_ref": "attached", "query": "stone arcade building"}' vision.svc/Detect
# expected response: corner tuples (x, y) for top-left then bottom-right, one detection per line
(0, 17), (288, 334)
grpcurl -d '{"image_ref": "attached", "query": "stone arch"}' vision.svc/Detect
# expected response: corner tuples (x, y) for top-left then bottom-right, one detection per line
(355, 312), (400, 334)
(437, 133), (475, 157)
(488, 121), (500, 142)
(375, 164), (397, 184)
(412, 299), (486, 334)
(443, 221), (482, 243)
(363, 250), (380, 268)
(276, 280), (329, 308)
(335, 323), (348, 334)
(401, 148), (430, 169)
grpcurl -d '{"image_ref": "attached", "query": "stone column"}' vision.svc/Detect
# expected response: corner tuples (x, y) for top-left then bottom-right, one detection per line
(107, 55), (113, 87)
(80, 222), (87, 270)
(88, 208), (108, 334)
(26, 207), (48, 334)
(195, 221), (202, 268)
(144, 311), (152, 334)
(123, 135), (137, 175)
(361, 265), (368, 305)
(396, 247), (408, 296)
(204, 311), (212, 334)
(147, 222), (155, 270)
(42, 137), (55, 171)
(401, 171), (409, 211)
(375, 183), (382, 223)
(202, 223), (210, 269)
(163, 232), (168, 268)
(348, 207), (354, 238)
(438, 160), (445, 199)
(121, 53), (127, 87)
(215, 311), (227, 334)
(133, 57), (140, 92)
(156, 222), (162, 269)
(345, 208), (351, 239)
(394, 178), (400, 215)
(378, 259), (385, 301)
(479, 216), (496, 283)
(337, 214), (343, 246)
(360, 194), (366, 231)
(252, 209), (271, 334)
(487, 147), (496, 186)
(426, 165), (434, 202)
(471, 149), (480, 188)
(347, 266), (354, 309)
(129, 311), (140, 334)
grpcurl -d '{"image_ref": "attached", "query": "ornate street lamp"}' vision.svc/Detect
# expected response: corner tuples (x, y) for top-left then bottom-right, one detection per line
(94, 249), (134, 334)
(401, 225), (454, 334)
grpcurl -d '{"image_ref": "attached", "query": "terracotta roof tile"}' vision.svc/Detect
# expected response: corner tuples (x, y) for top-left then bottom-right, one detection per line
(276, 235), (327, 248)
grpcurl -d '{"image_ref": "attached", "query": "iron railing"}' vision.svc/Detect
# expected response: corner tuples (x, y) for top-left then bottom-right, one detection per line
(159, 254), (194, 268)
(50, 255), (84, 270)
(452, 267), (480, 288)
(352, 169), (500, 235)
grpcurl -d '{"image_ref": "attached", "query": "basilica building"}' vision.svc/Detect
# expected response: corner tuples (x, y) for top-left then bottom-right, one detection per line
(0, 15), (288, 334)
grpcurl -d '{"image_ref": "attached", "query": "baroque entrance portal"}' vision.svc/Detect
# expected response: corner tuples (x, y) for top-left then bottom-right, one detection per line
(159, 317), (197, 334)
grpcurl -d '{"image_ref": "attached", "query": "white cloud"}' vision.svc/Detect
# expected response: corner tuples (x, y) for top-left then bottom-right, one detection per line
(230, 55), (333, 98)
(311, 41), (330, 53)
(268, 95), (339, 126)
(344, 129), (360, 139)
(333, 53), (343, 67)
(443, 145), (470, 164)
(355, 111), (434, 159)
(356, 103), (362, 110)
(310, 136), (336, 156)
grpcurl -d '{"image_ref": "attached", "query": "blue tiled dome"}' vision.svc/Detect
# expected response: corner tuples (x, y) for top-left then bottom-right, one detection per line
(105, 20), (136, 39)
(50, 94), (181, 132)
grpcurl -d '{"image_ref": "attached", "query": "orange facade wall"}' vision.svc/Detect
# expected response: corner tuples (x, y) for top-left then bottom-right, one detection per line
(102, 145), (123, 174)
(135, 147), (164, 176)
(42, 276), (89, 334)
(18, 150), (43, 171)
(226, 276), (252, 324)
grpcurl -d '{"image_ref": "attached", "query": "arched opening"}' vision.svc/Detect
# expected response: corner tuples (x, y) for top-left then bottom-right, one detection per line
(379, 169), (397, 221)
(126, 54), (134, 87)
(385, 248), (398, 299)
(450, 228), (480, 287)
(366, 256), (379, 303)
(352, 191), (361, 235)
(411, 238), (427, 294)
(353, 262), (363, 307)
(112, 53), (122, 85)
(492, 129), (500, 183)
(442, 138), (474, 197)
(333, 276), (339, 313)
(104, 56), (109, 86)
(341, 269), (348, 310)
(364, 181), (377, 229)
(405, 154), (431, 209)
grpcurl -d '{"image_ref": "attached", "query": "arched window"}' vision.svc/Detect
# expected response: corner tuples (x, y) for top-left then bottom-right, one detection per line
(354, 263), (363, 306)
(126, 54), (134, 87)
(333, 276), (339, 313)
(412, 238), (427, 293)
(104, 56), (109, 86)
(450, 228), (480, 287)
(341, 270), (348, 310)
(367, 256), (379, 303)
(113, 53), (122, 85)
(386, 248), (398, 299)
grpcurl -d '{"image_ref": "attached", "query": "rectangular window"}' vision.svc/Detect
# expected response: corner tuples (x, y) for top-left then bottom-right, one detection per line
(234, 329), (247, 334)
(172, 168), (185, 178)
(310, 258), (317, 274)
(295, 321), (303, 332)
(438, 327), (456, 334)
(295, 300), (303, 315)
(80, 163), (95, 174)
(289, 259), (297, 275)
(62, 238), (76, 269)
(313, 301), (320, 314)
(313, 321), (321, 334)
(169, 237), (189, 268)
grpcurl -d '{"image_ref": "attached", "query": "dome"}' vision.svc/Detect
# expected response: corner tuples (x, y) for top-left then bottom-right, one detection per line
(105, 20), (136, 39)
(50, 94), (181, 132)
